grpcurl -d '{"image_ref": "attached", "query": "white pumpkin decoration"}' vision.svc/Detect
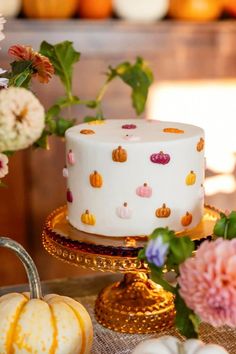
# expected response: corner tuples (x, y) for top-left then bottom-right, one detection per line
(132, 336), (229, 354)
(113, 0), (169, 22)
(0, 237), (93, 354)
(0, 0), (22, 18)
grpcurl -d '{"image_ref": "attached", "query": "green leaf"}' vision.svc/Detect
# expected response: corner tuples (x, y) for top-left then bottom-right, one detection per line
(108, 57), (153, 115)
(149, 227), (175, 243)
(0, 180), (7, 188)
(169, 236), (194, 265)
(149, 264), (175, 293)
(8, 60), (33, 89)
(34, 130), (49, 149)
(138, 248), (146, 260)
(214, 216), (228, 237)
(2, 151), (14, 157)
(40, 41), (80, 99)
(86, 100), (98, 109)
(55, 118), (75, 137)
(175, 291), (199, 338)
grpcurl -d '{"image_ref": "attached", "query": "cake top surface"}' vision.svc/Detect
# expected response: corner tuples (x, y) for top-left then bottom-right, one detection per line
(66, 119), (204, 144)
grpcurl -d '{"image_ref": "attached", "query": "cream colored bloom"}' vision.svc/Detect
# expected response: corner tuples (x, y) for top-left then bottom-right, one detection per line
(0, 87), (45, 152)
(0, 153), (8, 178)
(0, 15), (6, 42)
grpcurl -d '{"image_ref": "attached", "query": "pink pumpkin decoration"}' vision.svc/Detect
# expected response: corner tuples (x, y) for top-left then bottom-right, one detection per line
(67, 149), (75, 165)
(62, 166), (68, 178)
(122, 124), (137, 129)
(67, 188), (73, 203)
(116, 202), (132, 219)
(136, 183), (152, 198)
(150, 151), (171, 165)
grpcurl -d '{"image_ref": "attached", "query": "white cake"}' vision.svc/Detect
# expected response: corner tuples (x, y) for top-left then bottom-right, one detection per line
(65, 119), (205, 237)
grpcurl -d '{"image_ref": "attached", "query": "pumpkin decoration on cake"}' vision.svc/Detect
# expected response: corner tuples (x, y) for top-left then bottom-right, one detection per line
(22, 0), (78, 19)
(81, 210), (96, 225)
(116, 202), (132, 219)
(90, 171), (103, 188)
(132, 336), (229, 354)
(136, 183), (152, 198)
(181, 212), (193, 227)
(186, 171), (196, 186)
(163, 127), (184, 134)
(80, 129), (95, 135)
(66, 188), (73, 203)
(67, 149), (75, 165)
(197, 138), (205, 152)
(150, 151), (171, 165)
(112, 146), (127, 163)
(0, 237), (93, 354)
(155, 203), (171, 218)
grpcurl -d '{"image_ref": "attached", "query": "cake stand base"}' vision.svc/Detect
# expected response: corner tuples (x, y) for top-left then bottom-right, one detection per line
(95, 272), (175, 334)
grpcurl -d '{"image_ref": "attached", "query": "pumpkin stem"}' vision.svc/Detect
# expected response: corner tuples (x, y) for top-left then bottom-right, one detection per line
(144, 183), (147, 187)
(86, 210), (89, 214)
(124, 202), (128, 207)
(94, 171), (97, 174)
(0, 237), (42, 300)
(163, 203), (166, 207)
(177, 343), (186, 354)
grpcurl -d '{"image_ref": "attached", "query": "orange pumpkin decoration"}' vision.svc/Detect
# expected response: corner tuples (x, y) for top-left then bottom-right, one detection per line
(181, 212), (193, 227)
(90, 171), (103, 188)
(169, 0), (223, 21)
(155, 203), (171, 218)
(81, 210), (96, 226)
(163, 128), (184, 134)
(197, 138), (205, 152)
(112, 146), (127, 163)
(80, 129), (95, 135)
(78, 0), (113, 19)
(23, 0), (78, 19)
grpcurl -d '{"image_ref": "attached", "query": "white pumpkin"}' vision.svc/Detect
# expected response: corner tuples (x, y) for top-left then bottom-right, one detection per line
(0, 237), (93, 354)
(113, 0), (169, 22)
(0, 0), (22, 18)
(132, 336), (229, 354)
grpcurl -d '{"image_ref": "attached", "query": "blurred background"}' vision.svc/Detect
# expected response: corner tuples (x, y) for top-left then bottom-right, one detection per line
(1, 0), (236, 286)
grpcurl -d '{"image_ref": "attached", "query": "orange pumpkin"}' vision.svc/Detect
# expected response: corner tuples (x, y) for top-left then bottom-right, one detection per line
(181, 212), (193, 227)
(80, 129), (95, 135)
(112, 146), (127, 163)
(78, 0), (113, 19)
(163, 128), (184, 134)
(169, 0), (223, 21)
(90, 171), (103, 188)
(23, 0), (78, 19)
(155, 203), (171, 218)
(197, 138), (205, 152)
(224, 0), (236, 17)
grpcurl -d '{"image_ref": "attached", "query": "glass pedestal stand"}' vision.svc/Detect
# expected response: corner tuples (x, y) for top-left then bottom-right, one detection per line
(42, 205), (220, 334)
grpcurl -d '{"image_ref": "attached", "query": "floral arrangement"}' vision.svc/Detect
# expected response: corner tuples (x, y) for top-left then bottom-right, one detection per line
(0, 15), (153, 185)
(139, 211), (236, 338)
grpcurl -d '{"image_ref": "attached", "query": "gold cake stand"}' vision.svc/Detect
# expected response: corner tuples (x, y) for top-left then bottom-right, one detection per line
(42, 205), (220, 334)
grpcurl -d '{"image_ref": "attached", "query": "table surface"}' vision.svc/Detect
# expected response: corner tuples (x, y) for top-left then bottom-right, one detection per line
(1, 273), (236, 354)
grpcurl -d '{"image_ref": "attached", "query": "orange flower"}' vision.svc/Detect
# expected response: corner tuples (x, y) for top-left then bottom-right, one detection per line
(8, 45), (54, 83)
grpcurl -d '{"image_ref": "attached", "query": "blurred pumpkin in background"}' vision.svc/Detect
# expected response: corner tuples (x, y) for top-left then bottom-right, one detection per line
(224, 0), (236, 17)
(23, 0), (78, 19)
(169, 0), (224, 21)
(78, 0), (113, 19)
(113, 0), (169, 22)
(0, 0), (22, 18)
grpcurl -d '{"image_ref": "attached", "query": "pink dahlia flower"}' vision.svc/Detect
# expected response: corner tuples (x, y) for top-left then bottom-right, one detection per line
(178, 238), (236, 327)
(8, 45), (54, 83)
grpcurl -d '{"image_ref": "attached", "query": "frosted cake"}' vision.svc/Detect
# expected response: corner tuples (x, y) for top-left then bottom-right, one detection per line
(65, 119), (205, 237)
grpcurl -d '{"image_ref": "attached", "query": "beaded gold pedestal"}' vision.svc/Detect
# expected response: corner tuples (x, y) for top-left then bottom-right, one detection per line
(42, 205), (220, 334)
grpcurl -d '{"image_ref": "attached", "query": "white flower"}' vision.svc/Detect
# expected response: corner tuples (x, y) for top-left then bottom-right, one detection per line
(0, 15), (6, 42)
(0, 153), (8, 178)
(0, 69), (8, 88)
(0, 87), (45, 152)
